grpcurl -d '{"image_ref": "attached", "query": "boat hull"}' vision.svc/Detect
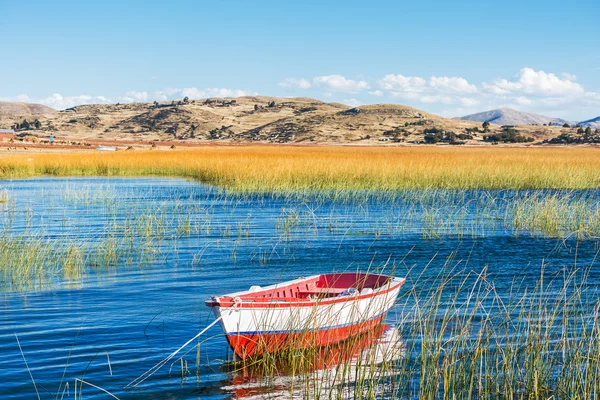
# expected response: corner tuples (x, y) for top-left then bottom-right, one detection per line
(224, 313), (386, 359)
(209, 276), (404, 359)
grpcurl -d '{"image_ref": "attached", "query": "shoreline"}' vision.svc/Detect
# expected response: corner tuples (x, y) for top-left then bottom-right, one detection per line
(0, 138), (599, 155)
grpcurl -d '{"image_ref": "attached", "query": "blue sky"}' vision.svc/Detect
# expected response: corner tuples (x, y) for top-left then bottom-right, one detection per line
(1, 0), (598, 120)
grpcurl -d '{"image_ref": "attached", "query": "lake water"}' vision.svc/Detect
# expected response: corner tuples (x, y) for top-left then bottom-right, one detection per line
(0, 178), (598, 399)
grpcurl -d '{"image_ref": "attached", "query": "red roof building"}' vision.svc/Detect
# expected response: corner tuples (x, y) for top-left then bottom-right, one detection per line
(0, 129), (15, 141)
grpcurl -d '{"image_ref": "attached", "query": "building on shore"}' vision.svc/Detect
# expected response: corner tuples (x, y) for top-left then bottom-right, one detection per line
(0, 129), (15, 141)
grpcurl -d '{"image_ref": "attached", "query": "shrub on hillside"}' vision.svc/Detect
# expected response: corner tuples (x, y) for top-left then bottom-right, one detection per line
(483, 128), (535, 143)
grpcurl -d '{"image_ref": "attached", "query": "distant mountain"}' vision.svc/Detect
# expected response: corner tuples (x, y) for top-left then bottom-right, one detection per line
(0, 101), (56, 115)
(577, 116), (600, 129)
(457, 108), (573, 127)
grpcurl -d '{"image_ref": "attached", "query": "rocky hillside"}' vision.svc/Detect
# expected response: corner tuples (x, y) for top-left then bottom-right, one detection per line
(0, 96), (587, 145)
(0, 101), (56, 115)
(457, 108), (573, 127)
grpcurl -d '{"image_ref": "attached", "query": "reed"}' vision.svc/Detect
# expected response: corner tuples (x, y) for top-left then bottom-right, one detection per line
(5, 153), (600, 397)
(1, 147), (600, 190)
(218, 265), (600, 399)
(15, 256), (600, 399)
(17, 263), (599, 398)
(509, 192), (600, 239)
(2, 183), (600, 291)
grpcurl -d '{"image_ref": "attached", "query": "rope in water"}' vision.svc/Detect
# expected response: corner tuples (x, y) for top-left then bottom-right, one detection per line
(124, 315), (223, 389)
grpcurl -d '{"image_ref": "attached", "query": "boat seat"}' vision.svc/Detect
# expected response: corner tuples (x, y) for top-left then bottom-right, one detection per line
(298, 287), (350, 296)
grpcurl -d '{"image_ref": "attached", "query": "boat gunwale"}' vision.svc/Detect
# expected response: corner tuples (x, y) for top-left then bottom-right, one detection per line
(206, 274), (405, 309)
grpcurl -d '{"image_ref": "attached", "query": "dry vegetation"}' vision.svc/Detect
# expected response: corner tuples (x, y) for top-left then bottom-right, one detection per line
(0, 97), (579, 145)
(2, 146), (600, 190)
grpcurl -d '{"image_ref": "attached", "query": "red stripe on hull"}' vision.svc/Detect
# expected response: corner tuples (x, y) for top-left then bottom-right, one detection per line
(226, 314), (386, 359)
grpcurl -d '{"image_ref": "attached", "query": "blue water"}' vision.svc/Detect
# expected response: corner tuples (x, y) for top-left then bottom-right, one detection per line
(0, 178), (598, 399)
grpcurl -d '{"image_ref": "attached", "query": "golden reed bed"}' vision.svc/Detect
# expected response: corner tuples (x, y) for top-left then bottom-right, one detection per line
(1, 146), (600, 190)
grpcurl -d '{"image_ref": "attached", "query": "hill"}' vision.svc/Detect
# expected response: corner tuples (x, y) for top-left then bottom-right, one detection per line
(577, 116), (600, 129)
(0, 101), (56, 115)
(0, 96), (588, 146)
(457, 108), (573, 127)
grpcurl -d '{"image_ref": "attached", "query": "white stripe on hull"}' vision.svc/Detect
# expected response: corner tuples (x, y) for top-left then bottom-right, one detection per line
(212, 281), (401, 336)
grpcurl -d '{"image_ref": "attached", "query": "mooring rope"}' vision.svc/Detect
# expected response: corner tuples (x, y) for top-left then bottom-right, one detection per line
(124, 315), (223, 389)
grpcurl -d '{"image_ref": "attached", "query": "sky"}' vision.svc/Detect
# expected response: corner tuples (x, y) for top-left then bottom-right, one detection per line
(1, 0), (599, 120)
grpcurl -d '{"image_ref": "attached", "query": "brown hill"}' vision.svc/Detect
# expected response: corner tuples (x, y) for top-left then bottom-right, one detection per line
(0, 102), (56, 115)
(0, 96), (584, 145)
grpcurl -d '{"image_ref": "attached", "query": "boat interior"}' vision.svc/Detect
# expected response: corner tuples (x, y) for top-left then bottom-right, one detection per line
(236, 273), (394, 301)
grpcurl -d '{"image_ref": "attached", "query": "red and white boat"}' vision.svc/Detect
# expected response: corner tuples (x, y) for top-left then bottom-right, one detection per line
(205, 273), (406, 359)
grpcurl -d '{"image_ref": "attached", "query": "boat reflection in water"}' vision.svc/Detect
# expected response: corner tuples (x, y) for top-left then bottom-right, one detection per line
(221, 324), (404, 399)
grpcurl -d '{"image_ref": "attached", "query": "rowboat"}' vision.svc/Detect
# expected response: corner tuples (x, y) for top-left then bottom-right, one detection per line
(205, 273), (406, 359)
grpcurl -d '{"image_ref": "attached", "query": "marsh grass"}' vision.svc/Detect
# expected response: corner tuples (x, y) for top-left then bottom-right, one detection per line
(211, 264), (600, 400)
(7, 178), (600, 398)
(1, 182), (600, 292)
(15, 261), (600, 399)
(0, 188), (10, 204)
(398, 264), (600, 399)
(15, 332), (120, 400)
(2, 147), (600, 191)
(510, 192), (600, 239)
(0, 235), (148, 291)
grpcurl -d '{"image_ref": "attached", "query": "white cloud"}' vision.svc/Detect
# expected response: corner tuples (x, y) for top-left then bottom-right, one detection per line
(163, 88), (182, 96)
(312, 75), (369, 93)
(376, 74), (477, 106)
(538, 97), (578, 107)
(179, 87), (205, 99)
(342, 98), (363, 107)
(483, 67), (584, 96)
(373, 68), (596, 120)
(279, 73), (476, 100)
(458, 97), (479, 107)
(514, 96), (533, 105)
(420, 95), (453, 104)
(153, 87), (181, 101)
(480, 83), (510, 95)
(206, 88), (255, 97)
(429, 76), (477, 93)
(178, 87), (255, 99)
(118, 91), (149, 103)
(153, 91), (169, 101)
(378, 74), (427, 93)
(279, 78), (312, 89)
(0, 94), (32, 103)
(4, 67), (596, 120)
(38, 94), (112, 109)
(377, 74), (477, 104)
(582, 92), (600, 106)
(6, 87), (256, 110)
